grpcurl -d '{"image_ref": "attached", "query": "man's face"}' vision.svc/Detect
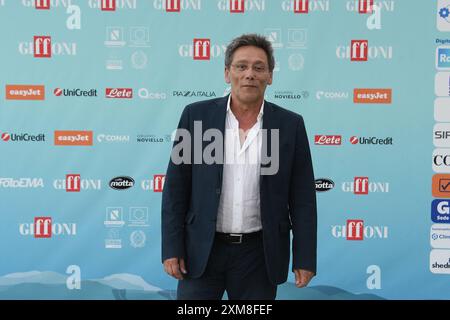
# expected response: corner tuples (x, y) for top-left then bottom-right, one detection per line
(225, 45), (273, 105)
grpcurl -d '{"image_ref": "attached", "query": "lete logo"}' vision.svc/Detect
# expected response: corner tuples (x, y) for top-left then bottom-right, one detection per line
(105, 88), (133, 98)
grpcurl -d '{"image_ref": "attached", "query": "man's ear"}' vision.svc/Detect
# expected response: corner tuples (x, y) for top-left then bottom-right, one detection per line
(224, 68), (231, 84)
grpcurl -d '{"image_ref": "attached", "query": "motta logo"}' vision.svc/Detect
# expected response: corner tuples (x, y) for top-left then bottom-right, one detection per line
(314, 135), (342, 145)
(281, 0), (330, 12)
(19, 37), (76, 57)
(101, 0), (116, 10)
(153, 0), (202, 11)
(35, 0), (50, 9)
(336, 41), (393, 60)
(54, 130), (93, 146)
(1, 132), (46, 143)
(341, 177), (390, 194)
(106, 88), (133, 98)
(109, 176), (135, 190)
(19, 217), (77, 238)
(34, 36), (51, 58)
(54, 88), (98, 97)
(141, 174), (166, 192)
(331, 220), (389, 240)
(193, 39), (210, 60)
(315, 178), (334, 192)
(5, 85), (45, 100)
(349, 136), (393, 145)
(353, 89), (392, 104)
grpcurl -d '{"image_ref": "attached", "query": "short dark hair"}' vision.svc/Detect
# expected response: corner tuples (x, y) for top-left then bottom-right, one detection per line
(225, 34), (275, 72)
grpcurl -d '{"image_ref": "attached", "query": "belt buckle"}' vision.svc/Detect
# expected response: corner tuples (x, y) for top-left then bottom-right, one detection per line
(230, 233), (243, 244)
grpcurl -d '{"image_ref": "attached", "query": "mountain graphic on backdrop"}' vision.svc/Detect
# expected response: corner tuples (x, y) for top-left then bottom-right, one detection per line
(0, 271), (384, 300)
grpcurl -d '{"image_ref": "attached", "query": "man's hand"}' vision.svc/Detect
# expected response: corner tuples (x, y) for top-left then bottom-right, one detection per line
(293, 269), (315, 288)
(163, 257), (187, 280)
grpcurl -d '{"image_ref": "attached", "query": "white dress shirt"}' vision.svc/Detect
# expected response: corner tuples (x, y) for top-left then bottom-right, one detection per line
(216, 95), (264, 234)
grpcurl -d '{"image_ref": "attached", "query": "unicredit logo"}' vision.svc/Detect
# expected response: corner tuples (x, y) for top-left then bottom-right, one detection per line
(106, 88), (133, 98)
(54, 88), (98, 97)
(1, 132), (46, 143)
(314, 135), (342, 145)
(350, 136), (393, 145)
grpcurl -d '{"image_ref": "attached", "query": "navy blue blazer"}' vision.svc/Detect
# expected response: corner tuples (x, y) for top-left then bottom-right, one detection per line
(161, 95), (317, 285)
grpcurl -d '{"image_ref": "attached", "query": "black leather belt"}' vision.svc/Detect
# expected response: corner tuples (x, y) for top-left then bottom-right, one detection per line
(215, 231), (262, 244)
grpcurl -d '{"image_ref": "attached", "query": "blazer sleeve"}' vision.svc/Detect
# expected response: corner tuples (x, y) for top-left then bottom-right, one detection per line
(289, 116), (317, 274)
(161, 105), (192, 262)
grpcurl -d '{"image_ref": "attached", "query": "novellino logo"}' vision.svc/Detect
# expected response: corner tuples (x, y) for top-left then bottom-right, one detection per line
(178, 41), (226, 59)
(315, 178), (334, 192)
(53, 178), (102, 191)
(273, 91), (308, 100)
(153, 0), (202, 11)
(19, 217), (77, 238)
(345, 0), (395, 12)
(437, 47), (450, 70)
(316, 91), (349, 100)
(331, 220), (389, 240)
(1, 132), (45, 143)
(173, 90), (217, 98)
(349, 136), (393, 145)
(341, 177), (390, 194)
(136, 134), (171, 143)
(0, 178), (44, 189)
(432, 199), (450, 223)
(97, 134), (130, 143)
(88, 0), (137, 10)
(217, 0), (265, 12)
(109, 176), (135, 190)
(336, 42), (393, 60)
(19, 38), (77, 57)
(54, 88), (98, 97)
(281, 0), (330, 13)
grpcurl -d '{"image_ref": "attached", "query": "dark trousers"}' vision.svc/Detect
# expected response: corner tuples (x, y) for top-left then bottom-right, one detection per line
(177, 232), (277, 300)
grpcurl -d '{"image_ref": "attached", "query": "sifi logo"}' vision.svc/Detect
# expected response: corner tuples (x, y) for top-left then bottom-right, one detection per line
(35, 0), (50, 9)
(351, 40), (368, 61)
(101, 0), (116, 10)
(66, 174), (81, 192)
(193, 39), (210, 60)
(314, 135), (342, 145)
(34, 36), (51, 58)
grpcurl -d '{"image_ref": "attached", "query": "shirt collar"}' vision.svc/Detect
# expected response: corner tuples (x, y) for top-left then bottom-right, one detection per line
(226, 94), (264, 121)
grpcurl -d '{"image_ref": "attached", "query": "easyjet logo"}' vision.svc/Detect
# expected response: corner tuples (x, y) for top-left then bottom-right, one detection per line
(353, 89), (392, 104)
(5, 85), (45, 100)
(54, 131), (93, 146)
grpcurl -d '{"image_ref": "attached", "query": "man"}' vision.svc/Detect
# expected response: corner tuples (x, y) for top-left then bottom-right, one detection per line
(162, 34), (317, 300)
